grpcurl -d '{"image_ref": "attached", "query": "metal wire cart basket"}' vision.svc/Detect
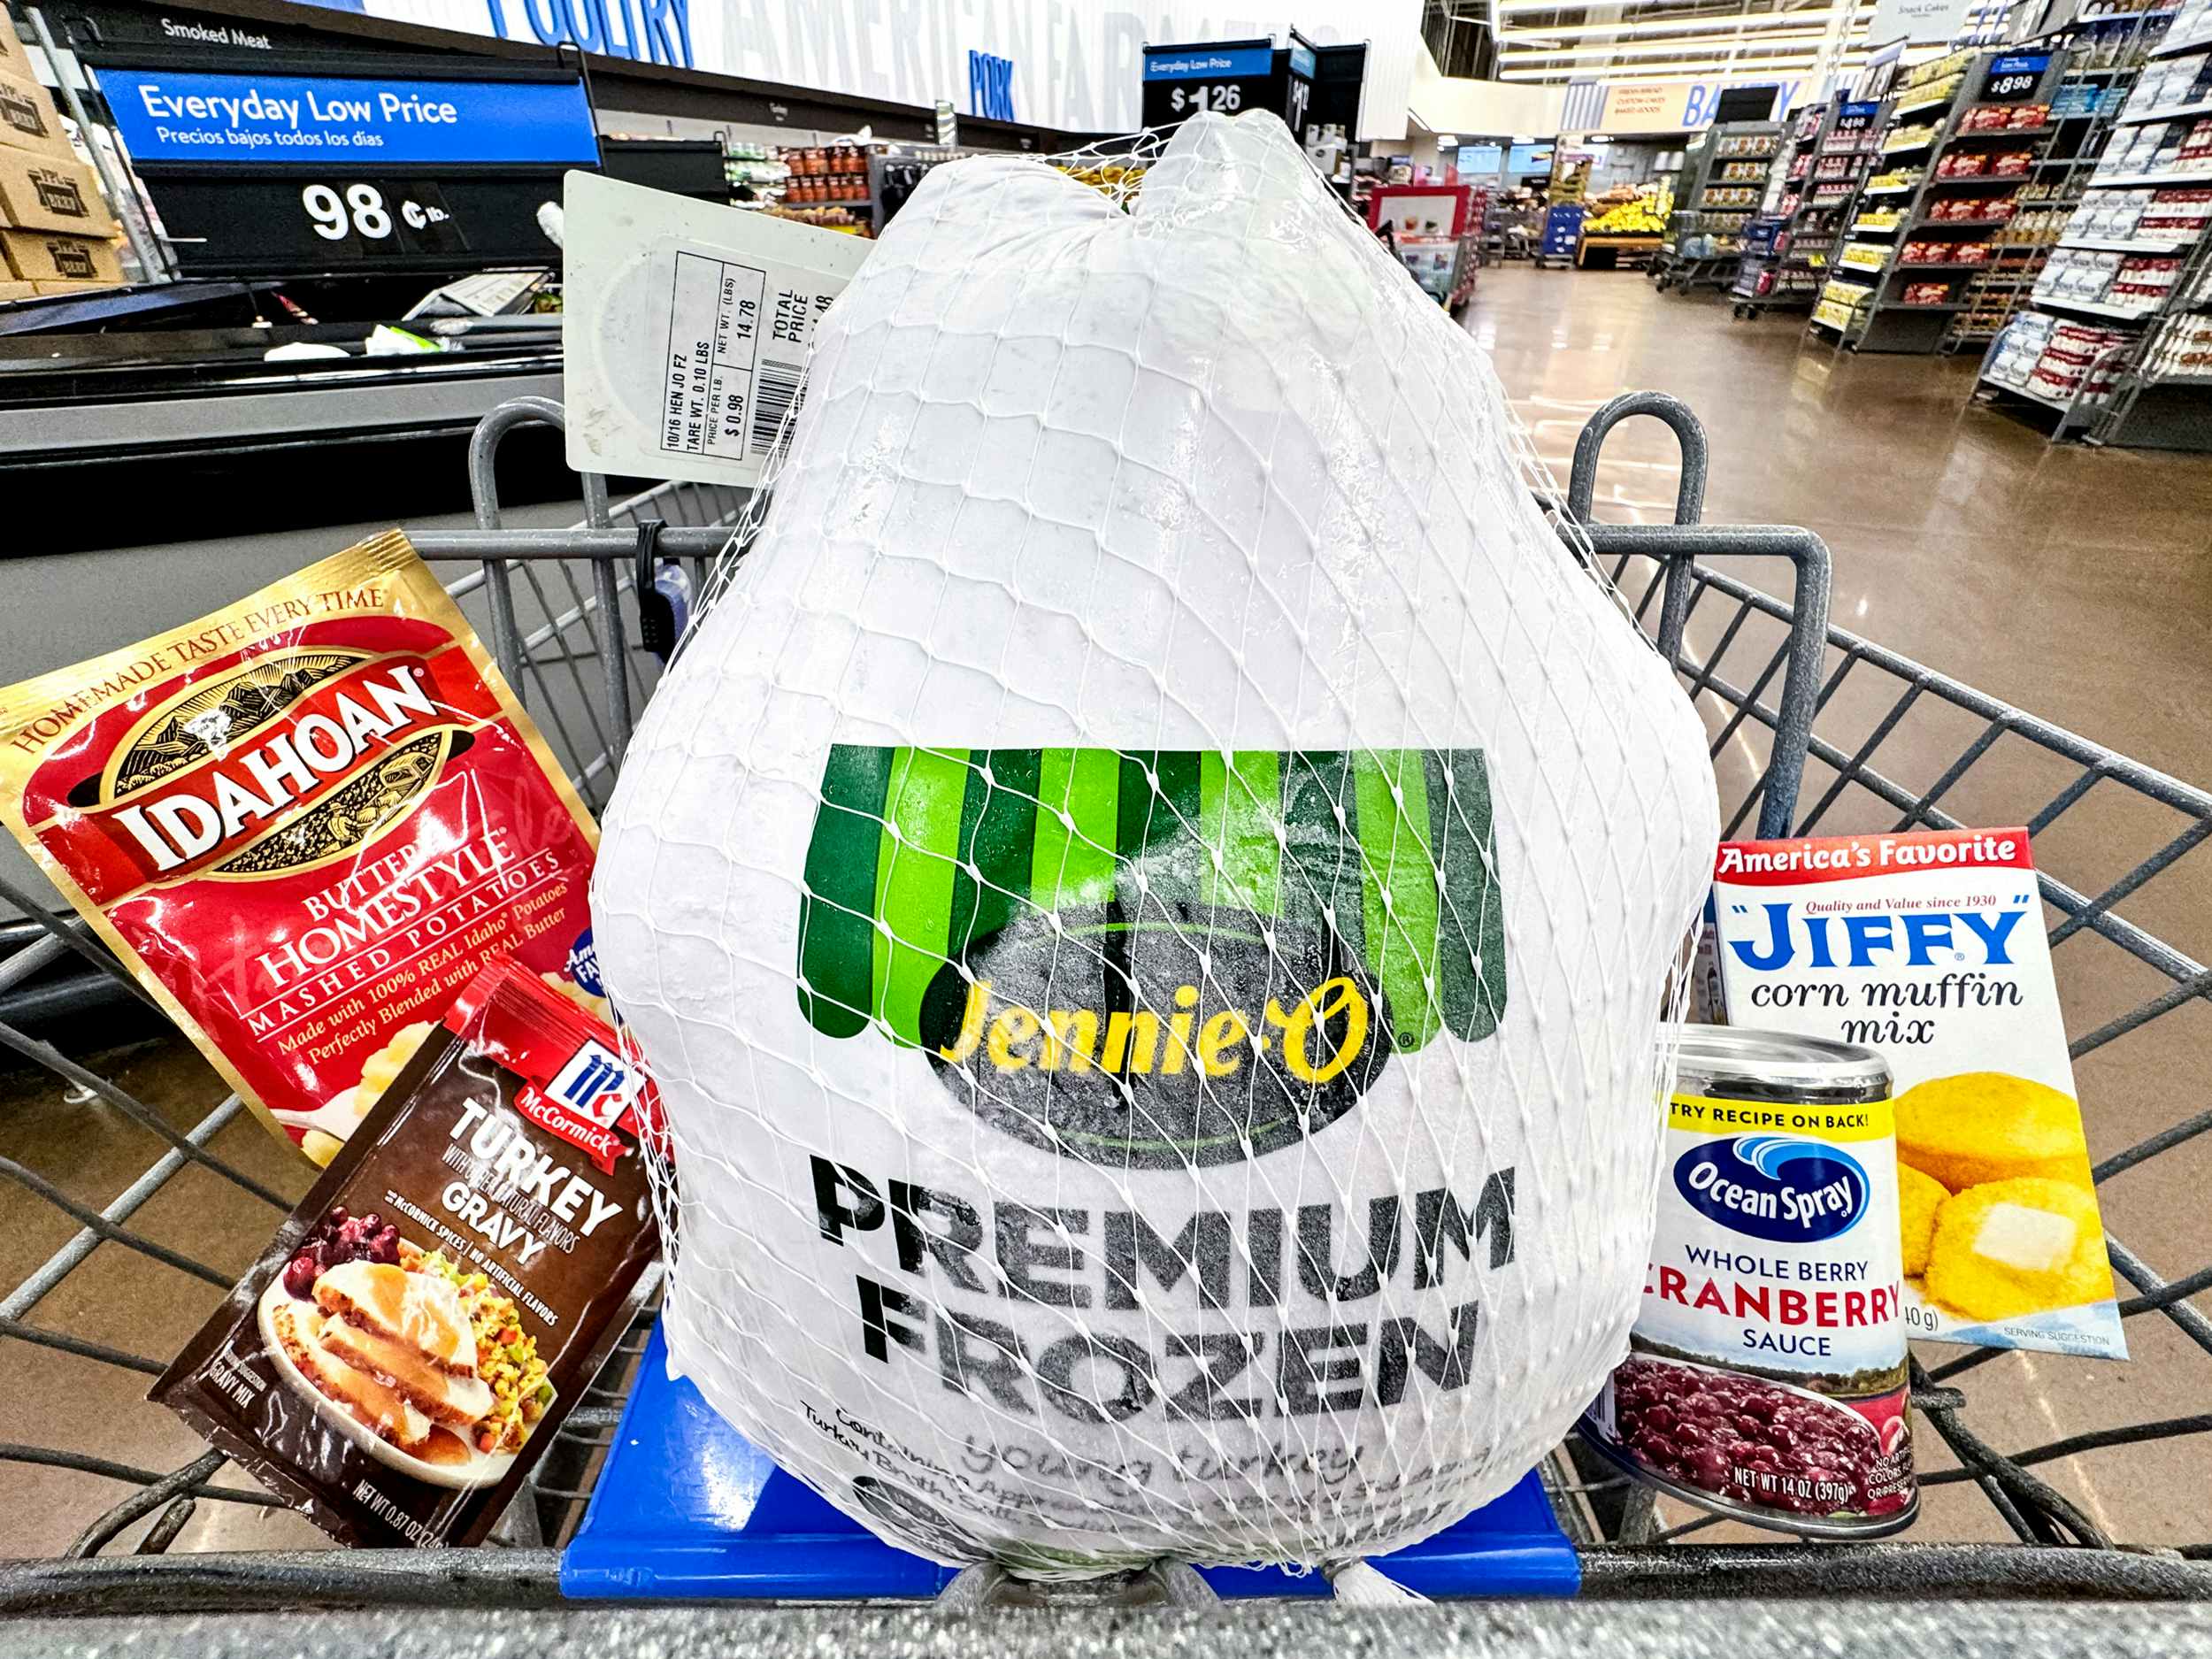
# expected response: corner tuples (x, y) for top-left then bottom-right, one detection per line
(0, 394), (2207, 1636)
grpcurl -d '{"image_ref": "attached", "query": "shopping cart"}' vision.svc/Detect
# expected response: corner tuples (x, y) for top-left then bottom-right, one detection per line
(1, 395), (2208, 1637)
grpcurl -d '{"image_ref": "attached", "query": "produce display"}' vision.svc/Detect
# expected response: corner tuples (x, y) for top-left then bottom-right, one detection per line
(1584, 191), (1669, 234)
(592, 111), (1720, 1586)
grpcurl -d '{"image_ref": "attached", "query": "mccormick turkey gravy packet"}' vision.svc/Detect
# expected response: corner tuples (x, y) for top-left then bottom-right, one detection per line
(1709, 827), (2124, 1360)
(0, 533), (601, 1164)
(154, 956), (658, 1547)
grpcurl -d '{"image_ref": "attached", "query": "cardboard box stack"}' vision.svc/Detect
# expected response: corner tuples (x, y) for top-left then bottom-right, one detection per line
(0, 10), (124, 302)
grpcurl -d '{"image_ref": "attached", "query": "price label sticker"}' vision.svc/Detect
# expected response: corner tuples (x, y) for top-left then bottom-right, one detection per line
(1984, 53), (2051, 102)
(565, 172), (872, 489)
(1168, 81), (1245, 114)
(131, 173), (557, 273)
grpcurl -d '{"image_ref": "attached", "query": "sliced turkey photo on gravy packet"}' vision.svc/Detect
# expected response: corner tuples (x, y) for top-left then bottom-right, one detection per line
(153, 956), (658, 1547)
(1709, 827), (2124, 1361)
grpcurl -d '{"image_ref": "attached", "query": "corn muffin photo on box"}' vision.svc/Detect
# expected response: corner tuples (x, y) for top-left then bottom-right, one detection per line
(1709, 826), (2123, 1359)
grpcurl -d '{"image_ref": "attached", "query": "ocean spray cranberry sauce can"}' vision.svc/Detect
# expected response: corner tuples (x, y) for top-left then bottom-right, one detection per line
(1581, 1025), (1917, 1538)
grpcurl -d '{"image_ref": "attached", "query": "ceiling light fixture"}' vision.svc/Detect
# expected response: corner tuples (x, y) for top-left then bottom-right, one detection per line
(1501, 31), (1841, 58)
(1496, 53), (1867, 82)
(1495, 6), (1858, 35)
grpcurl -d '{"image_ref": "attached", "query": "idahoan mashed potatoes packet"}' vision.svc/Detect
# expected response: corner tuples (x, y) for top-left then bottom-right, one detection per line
(1711, 826), (2124, 1359)
(0, 533), (601, 1164)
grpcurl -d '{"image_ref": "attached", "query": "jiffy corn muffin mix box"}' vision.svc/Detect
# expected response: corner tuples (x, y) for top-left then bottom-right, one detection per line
(1709, 827), (2124, 1359)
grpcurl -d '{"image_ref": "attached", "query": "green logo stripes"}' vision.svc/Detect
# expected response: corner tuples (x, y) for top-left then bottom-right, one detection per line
(795, 746), (1507, 1057)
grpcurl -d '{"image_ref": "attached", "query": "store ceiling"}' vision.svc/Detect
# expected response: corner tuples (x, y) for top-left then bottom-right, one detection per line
(1467, 1), (1873, 87)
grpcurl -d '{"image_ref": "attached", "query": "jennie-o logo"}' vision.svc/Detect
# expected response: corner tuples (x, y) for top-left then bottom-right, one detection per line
(61, 649), (466, 891)
(795, 745), (1508, 1166)
(1674, 1135), (1868, 1244)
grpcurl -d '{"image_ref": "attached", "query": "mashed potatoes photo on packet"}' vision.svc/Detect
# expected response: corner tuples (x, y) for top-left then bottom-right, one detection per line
(1709, 826), (2123, 1360)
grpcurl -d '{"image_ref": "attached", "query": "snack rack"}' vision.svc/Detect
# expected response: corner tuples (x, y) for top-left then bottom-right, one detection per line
(1814, 49), (2075, 353)
(1941, 9), (2171, 353)
(1729, 100), (1847, 319)
(1660, 120), (1784, 294)
(2, 396), (2210, 1633)
(1977, 1), (2212, 448)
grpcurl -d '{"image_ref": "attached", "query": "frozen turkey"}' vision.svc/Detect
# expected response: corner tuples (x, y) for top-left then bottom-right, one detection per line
(593, 111), (1718, 1586)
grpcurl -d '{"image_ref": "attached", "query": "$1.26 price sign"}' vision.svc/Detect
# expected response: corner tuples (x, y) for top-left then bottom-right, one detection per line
(1141, 42), (1277, 130)
(1167, 81), (1244, 114)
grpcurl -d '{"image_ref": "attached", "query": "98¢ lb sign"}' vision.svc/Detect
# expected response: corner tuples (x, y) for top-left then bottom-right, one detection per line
(89, 63), (595, 275)
(140, 173), (568, 274)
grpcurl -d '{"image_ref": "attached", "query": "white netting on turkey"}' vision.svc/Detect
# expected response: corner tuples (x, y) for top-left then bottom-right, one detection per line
(593, 110), (1718, 1589)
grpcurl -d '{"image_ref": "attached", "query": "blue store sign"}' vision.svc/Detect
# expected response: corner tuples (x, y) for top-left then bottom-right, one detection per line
(1142, 45), (1274, 81)
(97, 67), (601, 166)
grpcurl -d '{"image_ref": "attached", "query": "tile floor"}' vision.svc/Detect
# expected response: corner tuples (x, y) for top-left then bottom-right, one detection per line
(1, 262), (2206, 1567)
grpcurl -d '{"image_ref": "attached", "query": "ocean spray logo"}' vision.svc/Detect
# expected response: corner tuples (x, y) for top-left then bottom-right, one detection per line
(794, 745), (1508, 1167)
(1674, 1135), (1868, 1243)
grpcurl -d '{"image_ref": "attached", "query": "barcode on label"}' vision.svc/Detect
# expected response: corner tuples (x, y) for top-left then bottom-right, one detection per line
(751, 359), (803, 456)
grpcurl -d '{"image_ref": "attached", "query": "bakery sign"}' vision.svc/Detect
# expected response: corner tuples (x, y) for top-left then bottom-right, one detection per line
(1594, 77), (1796, 134)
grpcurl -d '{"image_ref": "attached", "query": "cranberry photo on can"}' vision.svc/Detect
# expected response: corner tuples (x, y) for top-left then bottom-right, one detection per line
(1581, 1025), (1917, 1538)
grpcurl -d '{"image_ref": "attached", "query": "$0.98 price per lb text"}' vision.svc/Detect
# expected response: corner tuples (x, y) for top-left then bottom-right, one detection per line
(300, 182), (452, 242)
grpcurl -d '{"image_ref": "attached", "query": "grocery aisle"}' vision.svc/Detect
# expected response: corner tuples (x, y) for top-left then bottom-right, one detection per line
(1474, 262), (2212, 794)
(1476, 261), (2212, 1548)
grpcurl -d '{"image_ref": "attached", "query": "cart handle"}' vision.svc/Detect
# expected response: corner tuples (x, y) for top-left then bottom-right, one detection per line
(1566, 389), (1709, 527)
(463, 397), (631, 755)
(1562, 394), (1826, 841)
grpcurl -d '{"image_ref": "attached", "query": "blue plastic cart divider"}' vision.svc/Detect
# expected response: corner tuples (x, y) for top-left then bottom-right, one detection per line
(561, 1322), (1581, 1601)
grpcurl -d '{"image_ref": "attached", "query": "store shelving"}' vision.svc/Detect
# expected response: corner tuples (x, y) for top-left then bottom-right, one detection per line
(1975, 1), (2212, 445)
(724, 140), (875, 234)
(1815, 48), (2072, 353)
(1943, 7), (2183, 349)
(1666, 119), (1783, 290)
(1733, 101), (1866, 315)
(2114, 96), (2212, 119)
(2087, 165), (2212, 183)
(2061, 234), (2194, 248)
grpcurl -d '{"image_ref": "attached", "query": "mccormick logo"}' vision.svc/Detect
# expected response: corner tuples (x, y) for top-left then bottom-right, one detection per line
(515, 1038), (634, 1173)
(1674, 1135), (1868, 1244)
(547, 1040), (629, 1129)
(794, 744), (1508, 1167)
(54, 649), (465, 896)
